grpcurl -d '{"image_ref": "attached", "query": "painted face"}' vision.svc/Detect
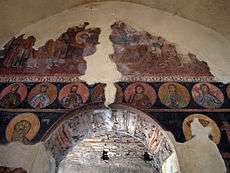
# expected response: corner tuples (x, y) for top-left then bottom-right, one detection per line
(201, 85), (209, 95)
(13, 120), (31, 138)
(11, 85), (19, 93)
(41, 85), (48, 93)
(135, 85), (144, 94)
(168, 85), (176, 95)
(71, 86), (78, 93)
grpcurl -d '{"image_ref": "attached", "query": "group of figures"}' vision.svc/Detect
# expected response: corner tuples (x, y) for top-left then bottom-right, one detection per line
(109, 21), (213, 81)
(0, 21), (215, 82)
(0, 22), (101, 76)
(0, 82), (105, 109)
(115, 82), (227, 109)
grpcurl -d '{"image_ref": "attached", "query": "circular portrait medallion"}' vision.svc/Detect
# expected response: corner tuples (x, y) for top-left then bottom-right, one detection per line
(114, 83), (124, 103)
(158, 82), (190, 108)
(183, 114), (221, 144)
(124, 82), (156, 108)
(6, 113), (40, 144)
(59, 83), (89, 109)
(226, 84), (230, 99)
(192, 83), (224, 109)
(92, 83), (106, 103)
(28, 83), (57, 109)
(0, 83), (27, 108)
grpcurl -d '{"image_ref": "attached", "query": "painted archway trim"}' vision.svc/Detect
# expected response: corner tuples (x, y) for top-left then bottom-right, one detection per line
(42, 104), (180, 172)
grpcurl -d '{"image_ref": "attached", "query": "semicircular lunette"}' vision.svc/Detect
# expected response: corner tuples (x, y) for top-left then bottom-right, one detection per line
(109, 21), (214, 82)
(0, 22), (101, 82)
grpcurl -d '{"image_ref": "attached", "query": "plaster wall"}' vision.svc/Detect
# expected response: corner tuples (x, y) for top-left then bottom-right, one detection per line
(15, 1), (230, 105)
(0, 1), (229, 173)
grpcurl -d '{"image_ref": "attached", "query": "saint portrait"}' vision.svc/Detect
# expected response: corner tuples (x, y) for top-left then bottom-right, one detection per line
(192, 83), (224, 109)
(92, 83), (106, 104)
(28, 83), (57, 109)
(59, 83), (89, 109)
(158, 83), (190, 108)
(183, 114), (221, 144)
(5, 113), (40, 144)
(114, 83), (124, 103)
(0, 83), (27, 108)
(226, 84), (230, 99)
(124, 82), (156, 108)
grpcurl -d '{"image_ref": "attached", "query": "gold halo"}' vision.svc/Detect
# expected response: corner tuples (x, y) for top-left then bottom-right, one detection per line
(158, 82), (190, 108)
(183, 114), (221, 144)
(6, 113), (40, 142)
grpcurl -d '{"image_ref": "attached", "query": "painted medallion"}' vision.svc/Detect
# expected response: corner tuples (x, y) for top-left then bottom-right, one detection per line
(59, 83), (89, 109)
(124, 82), (156, 108)
(92, 83), (106, 103)
(192, 83), (224, 109)
(183, 114), (221, 144)
(6, 113), (40, 144)
(158, 82), (190, 108)
(0, 83), (27, 108)
(226, 84), (230, 99)
(114, 83), (124, 103)
(28, 83), (57, 109)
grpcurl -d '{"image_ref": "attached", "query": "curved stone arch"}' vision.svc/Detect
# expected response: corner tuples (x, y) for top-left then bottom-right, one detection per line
(42, 104), (179, 172)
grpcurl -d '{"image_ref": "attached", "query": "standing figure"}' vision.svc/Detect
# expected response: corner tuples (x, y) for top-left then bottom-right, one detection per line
(3, 35), (35, 68)
(30, 84), (51, 108)
(61, 85), (83, 109)
(195, 84), (222, 108)
(0, 84), (21, 108)
(128, 85), (151, 108)
(163, 84), (185, 108)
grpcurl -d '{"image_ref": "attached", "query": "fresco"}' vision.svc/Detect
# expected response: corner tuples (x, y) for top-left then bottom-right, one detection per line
(109, 21), (213, 81)
(226, 84), (230, 99)
(91, 83), (106, 104)
(0, 22), (101, 82)
(0, 83), (27, 108)
(124, 82), (156, 108)
(43, 107), (173, 171)
(114, 81), (230, 171)
(183, 114), (221, 144)
(158, 82), (190, 108)
(114, 83), (123, 103)
(58, 83), (89, 109)
(0, 82), (106, 145)
(28, 83), (57, 109)
(192, 83), (224, 109)
(5, 113), (40, 144)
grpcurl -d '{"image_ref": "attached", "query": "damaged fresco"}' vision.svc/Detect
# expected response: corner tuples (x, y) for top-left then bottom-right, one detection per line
(109, 21), (213, 81)
(0, 19), (229, 173)
(0, 82), (106, 145)
(0, 22), (101, 82)
(114, 81), (230, 170)
(42, 106), (174, 172)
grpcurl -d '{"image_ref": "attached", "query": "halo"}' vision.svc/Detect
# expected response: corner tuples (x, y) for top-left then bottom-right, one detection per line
(6, 113), (40, 142)
(28, 83), (57, 108)
(183, 114), (221, 144)
(124, 82), (157, 106)
(58, 83), (89, 103)
(192, 83), (224, 108)
(158, 82), (190, 108)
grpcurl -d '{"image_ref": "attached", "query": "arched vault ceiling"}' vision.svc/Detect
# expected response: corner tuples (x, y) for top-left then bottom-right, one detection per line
(0, 0), (230, 45)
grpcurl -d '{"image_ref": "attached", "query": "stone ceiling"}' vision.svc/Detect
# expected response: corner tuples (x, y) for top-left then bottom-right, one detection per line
(0, 0), (230, 45)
